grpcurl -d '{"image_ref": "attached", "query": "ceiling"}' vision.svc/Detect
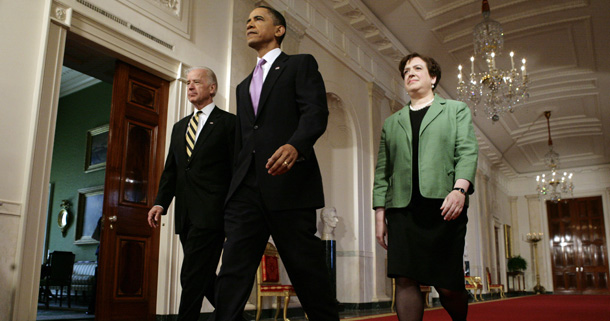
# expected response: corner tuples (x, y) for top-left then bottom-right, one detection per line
(60, 34), (115, 98)
(330, 0), (610, 177)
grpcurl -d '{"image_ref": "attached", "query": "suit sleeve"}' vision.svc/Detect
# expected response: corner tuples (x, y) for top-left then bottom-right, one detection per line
(287, 54), (329, 159)
(453, 102), (479, 194)
(153, 124), (178, 213)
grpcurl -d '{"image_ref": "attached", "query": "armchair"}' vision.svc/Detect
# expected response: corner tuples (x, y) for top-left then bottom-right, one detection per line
(464, 276), (483, 302)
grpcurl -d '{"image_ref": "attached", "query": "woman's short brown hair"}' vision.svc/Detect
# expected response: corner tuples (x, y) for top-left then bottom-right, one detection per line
(399, 53), (442, 90)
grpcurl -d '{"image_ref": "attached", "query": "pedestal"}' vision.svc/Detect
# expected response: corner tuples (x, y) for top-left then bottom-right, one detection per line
(323, 240), (336, 300)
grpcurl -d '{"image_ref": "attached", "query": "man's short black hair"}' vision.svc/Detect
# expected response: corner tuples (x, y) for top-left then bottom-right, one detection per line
(258, 5), (286, 45)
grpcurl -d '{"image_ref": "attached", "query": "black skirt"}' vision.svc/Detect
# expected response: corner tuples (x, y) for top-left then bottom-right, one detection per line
(386, 197), (467, 291)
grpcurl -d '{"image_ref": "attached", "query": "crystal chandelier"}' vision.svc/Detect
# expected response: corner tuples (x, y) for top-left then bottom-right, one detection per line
(456, 0), (529, 122)
(535, 111), (574, 202)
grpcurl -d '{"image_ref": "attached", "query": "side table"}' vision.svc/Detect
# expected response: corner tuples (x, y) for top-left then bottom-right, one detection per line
(506, 271), (525, 292)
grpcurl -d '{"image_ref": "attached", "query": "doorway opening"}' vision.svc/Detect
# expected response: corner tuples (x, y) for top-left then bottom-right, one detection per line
(37, 33), (115, 321)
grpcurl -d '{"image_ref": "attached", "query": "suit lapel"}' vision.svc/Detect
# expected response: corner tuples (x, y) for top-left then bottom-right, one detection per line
(396, 108), (412, 143)
(175, 115), (190, 163)
(255, 52), (288, 118)
(190, 107), (220, 159)
(420, 94), (444, 137)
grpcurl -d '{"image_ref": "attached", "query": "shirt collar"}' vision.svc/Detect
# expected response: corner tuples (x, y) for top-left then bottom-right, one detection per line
(258, 48), (282, 67)
(194, 102), (215, 116)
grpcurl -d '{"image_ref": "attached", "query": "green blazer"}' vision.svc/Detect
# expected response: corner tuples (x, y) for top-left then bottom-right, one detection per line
(373, 94), (479, 209)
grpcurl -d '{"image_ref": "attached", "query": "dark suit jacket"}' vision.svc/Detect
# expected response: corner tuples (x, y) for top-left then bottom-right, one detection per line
(227, 52), (328, 211)
(155, 106), (235, 234)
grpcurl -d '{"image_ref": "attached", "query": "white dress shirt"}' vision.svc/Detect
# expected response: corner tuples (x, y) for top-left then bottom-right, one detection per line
(192, 102), (215, 142)
(257, 48), (282, 82)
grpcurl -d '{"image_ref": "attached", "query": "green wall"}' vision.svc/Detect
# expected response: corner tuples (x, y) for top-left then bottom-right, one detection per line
(47, 81), (112, 262)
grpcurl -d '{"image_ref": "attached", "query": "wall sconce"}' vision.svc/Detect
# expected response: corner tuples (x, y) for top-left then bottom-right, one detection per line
(57, 200), (71, 237)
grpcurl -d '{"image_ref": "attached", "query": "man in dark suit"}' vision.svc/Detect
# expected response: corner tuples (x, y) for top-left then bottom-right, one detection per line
(147, 67), (235, 321)
(213, 6), (339, 321)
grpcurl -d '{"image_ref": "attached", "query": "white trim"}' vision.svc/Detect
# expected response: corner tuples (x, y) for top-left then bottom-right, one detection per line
(0, 200), (22, 216)
(14, 1), (184, 318)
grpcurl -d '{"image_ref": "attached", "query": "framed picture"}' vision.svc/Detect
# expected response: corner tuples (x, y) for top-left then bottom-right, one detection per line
(85, 124), (109, 172)
(504, 224), (513, 259)
(75, 186), (104, 245)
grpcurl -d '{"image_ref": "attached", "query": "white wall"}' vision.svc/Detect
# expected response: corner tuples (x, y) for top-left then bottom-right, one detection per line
(0, 1), (52, 320)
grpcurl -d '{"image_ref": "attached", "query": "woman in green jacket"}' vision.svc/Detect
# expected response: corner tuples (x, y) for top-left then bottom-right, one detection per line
(373, 53), (478, 321)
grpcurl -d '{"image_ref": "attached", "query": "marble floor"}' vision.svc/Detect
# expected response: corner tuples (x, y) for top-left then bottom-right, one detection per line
(36, 291), (94, 321)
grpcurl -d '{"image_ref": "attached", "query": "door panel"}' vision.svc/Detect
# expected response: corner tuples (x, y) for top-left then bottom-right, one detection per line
(548, 196), (610, 295)
(577, 198), (608, 294)
(121, 121), (153, 205)
(96, 61), (168, 320)
(549, 200), (578, 294)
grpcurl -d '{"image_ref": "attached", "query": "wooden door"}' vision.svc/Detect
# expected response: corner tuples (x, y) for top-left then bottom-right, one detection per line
(576, 197), (609, 294)
(96, 61), (168, 320)
(548, 196), (609, 294)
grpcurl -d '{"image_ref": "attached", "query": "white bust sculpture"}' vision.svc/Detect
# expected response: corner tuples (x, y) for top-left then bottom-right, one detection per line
(321, 207), (339, 241)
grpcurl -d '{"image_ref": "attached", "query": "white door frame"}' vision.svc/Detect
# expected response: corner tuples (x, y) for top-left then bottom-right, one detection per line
(13, 2), (184, 319)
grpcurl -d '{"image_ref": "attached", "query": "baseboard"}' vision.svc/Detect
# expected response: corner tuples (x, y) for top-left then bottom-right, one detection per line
(339, 301), (392, 311)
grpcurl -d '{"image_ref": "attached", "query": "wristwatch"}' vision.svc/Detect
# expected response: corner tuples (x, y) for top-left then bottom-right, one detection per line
(453, 187), (466, 195)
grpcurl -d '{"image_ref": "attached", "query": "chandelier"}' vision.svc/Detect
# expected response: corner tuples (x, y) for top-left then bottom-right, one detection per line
(456, 0), (529, 122)
(535, 111), (574, 202)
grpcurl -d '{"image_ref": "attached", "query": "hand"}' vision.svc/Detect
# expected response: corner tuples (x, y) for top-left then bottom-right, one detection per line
(440, 190), (465, 221)
(266, 144), (299, 176)
(147, 206), (163, 228)
(375, 208), (388, 250)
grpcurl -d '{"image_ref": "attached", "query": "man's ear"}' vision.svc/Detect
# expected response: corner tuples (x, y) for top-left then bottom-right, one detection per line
(275, 25), (286, 38)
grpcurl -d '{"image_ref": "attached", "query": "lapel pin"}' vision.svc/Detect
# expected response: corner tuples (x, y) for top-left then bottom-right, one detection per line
(275, 66), (280, 70)
(209, 121), (214, 124)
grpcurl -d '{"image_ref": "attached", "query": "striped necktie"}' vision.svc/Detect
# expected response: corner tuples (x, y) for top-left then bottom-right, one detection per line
(186, 111), (202, 158)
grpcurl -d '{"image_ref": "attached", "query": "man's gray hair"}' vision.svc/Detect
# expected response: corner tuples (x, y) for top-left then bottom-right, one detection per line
(186, 66), (218, 96)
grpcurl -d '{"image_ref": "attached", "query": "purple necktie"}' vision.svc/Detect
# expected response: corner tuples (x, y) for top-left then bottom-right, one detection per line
(249, 58), (266, 115)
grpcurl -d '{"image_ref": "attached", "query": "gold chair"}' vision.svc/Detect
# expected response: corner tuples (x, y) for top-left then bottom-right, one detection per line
(486, 267), (505, 298)
(255, 242), (299, 321)
(419, 285), (432, 307)
(464, 276), (483, 301)
(391, 278), (432, 311)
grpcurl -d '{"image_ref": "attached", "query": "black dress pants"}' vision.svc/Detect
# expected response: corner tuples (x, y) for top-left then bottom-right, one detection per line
(213, 167), (339, 321)
(178, 221), (224, 321)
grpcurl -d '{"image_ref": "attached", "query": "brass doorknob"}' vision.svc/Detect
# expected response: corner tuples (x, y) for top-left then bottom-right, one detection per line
(108, 215), (118, 222)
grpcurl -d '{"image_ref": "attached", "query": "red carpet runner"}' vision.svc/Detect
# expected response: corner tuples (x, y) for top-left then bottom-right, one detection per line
(344, 295), (610, 321)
